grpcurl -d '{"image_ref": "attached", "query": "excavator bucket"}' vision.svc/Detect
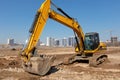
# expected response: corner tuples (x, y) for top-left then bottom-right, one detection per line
(22, 55), (55, 76)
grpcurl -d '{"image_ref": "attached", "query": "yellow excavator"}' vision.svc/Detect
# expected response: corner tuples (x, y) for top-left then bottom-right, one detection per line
(20, 0), (107, 75)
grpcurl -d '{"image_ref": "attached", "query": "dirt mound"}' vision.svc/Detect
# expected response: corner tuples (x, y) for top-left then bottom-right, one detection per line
(0, 56), (22, 69)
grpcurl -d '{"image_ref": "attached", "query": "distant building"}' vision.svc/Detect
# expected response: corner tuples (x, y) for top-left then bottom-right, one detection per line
(68, 36), (75, 47)
(61, 37), (67, 47)
(55, 39), (60, 47)
(111, 37), (118, 43)
(7, 38), (14, 45)
(40, 43), (46, 46)
(46, 37), (51, 46)
(46, 37), (55, 47)
(45, 36), (76, 47)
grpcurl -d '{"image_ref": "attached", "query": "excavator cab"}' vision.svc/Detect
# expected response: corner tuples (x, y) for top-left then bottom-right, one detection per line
(75, 32), (100, 52)
(84, 32), (100, 50)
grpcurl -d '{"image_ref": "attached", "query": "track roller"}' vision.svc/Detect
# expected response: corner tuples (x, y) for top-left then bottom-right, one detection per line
(89, 54), (108, 67)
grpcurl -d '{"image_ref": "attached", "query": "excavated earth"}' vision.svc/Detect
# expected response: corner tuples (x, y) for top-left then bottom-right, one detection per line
(0, 47), (120, 80)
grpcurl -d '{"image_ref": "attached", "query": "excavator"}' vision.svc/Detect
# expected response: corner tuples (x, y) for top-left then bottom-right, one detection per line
(20, 0), (107, 76)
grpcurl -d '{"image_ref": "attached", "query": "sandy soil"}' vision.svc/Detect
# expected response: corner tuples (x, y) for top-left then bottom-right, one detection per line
(0, 47), (120, 80)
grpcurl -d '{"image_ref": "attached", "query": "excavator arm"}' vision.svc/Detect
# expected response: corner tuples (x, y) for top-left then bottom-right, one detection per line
(49, 10), (85, 52)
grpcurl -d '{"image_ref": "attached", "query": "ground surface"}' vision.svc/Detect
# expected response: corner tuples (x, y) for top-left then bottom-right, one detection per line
(0, 47), (120, 80)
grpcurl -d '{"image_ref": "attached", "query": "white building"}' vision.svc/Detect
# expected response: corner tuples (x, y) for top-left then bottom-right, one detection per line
(46, 37), (55, 47)
(7, 38), (14, 45)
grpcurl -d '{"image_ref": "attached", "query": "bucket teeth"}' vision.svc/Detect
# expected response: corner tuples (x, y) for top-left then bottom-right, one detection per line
(22, 55), (55, 76)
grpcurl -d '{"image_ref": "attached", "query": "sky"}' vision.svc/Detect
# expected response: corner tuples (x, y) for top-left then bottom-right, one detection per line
(0, 0), (120, 44)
